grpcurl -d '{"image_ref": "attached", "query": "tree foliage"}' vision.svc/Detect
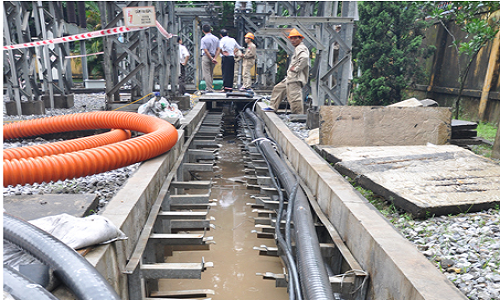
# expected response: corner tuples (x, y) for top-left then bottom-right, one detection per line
(352, 2), (435, 106)
(426, 1), (500, 118)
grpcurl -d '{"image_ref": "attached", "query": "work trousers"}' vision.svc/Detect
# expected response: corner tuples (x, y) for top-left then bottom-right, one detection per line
(221, 56), (235, 91)
(233, 59), (242, 87)
(202, 55), (215, 91)
(269, 79), (304, 114)
(179, 64), (186, 95)
(242, 58), (255, 89)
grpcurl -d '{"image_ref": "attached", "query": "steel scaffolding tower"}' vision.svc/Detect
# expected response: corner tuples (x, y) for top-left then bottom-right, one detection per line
(3, 1), (75, 115)
(254, 1), (357, 107)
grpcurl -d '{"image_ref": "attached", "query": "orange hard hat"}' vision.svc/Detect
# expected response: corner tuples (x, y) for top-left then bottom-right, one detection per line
(288, 28), (304, 39)
(244, 32), (255, 40)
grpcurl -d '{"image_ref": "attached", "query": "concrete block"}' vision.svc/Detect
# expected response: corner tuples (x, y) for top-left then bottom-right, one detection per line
(4, 100), (46, 115)
(306, 108), (320, 129)
(319, 106), (452, 146)
(3, 194), (98, 220)
(42, 94), (75, 109)
(171, 95), (191, 110)
(84, 79), (105, 89)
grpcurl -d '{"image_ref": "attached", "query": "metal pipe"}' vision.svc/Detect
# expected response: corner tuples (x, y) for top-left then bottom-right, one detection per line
(3, 213), (121, 300)
(244, 108), (334, 300)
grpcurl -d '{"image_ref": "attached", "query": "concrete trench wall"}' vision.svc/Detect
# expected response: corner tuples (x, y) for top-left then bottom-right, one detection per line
(54, 103), (207, 299)
(255, 102), (467, 300)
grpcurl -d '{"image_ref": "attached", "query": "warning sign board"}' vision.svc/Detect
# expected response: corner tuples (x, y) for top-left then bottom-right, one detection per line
(123, 6), (156, 27)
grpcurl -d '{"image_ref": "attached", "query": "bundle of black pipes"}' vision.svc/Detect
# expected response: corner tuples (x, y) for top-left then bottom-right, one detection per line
(3, 213), (121, 300)
(243, 108), (334, 300)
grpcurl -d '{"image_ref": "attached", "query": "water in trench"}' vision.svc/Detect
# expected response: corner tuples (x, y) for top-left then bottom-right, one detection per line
(159, 137), (289, 299)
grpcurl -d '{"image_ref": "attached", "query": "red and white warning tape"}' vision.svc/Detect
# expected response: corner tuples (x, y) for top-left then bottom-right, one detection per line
(156, 20), (174, 39)
(3, 23), (173, 51)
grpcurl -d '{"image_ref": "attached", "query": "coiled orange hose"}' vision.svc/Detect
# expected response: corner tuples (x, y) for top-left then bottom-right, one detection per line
(3, 111), (178, 186)
(3, 129), (131, 160)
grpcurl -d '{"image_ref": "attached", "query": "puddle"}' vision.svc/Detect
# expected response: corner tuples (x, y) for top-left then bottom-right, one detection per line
(159, 137), (288, 299)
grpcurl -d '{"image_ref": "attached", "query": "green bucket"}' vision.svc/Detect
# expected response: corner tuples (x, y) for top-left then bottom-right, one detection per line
(199, 80), (223, 90)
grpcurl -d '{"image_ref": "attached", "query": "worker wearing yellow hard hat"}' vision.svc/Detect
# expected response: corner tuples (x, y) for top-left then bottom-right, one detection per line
(264, 28), (309, 114)
(238, 32), (257, 90)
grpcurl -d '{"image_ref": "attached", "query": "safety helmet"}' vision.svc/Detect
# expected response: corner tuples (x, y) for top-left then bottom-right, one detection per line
(288, 28), (304, 39)
(244, 32), (255, 40)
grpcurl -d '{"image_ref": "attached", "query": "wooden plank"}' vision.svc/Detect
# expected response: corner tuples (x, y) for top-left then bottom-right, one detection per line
(451, 129), (477, 138)
(452, 119), (477, 129)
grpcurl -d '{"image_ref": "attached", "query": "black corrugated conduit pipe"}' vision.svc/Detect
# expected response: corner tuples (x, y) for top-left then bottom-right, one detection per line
(3, 264), (59, 300)
(244, 109), (334, 300)
(3, 213), (121, 300)
(240, 112), (302, 300)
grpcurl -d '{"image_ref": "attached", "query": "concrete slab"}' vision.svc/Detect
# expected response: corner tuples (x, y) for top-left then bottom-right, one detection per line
(3, 194), (98, 221)
(317, 145), (500, 217)
(319, 106), (452, 146)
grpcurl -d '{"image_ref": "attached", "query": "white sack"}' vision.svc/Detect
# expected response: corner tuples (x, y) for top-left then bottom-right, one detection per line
(30, 214), (127, 250)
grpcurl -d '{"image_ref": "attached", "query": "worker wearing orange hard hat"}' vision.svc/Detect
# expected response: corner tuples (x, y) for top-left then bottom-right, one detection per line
(244, 32), (255, 40)
(239, 32), (257, 90)
(264, 28), (309, 114)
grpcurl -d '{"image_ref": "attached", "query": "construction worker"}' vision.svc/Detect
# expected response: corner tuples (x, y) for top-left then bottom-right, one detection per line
(264, 28), (310, 114)
(178, 37), (190, 95)
(219, 29), (241, 92)
(200, 24), (220, 92)
(240, 32), (256, 90)
(233, 48), (243, 88)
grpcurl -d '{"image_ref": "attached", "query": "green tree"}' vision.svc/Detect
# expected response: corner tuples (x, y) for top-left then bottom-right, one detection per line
(352, 2), (435, 106)
(427, 1), (500, 119)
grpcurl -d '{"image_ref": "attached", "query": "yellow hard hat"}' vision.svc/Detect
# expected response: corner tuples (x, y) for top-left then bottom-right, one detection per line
(244, 32), (255, 40)
(288, 28), (304, 39)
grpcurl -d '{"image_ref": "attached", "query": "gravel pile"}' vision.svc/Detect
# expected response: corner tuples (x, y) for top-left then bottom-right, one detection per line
(280, 117), (500, 300)
(394, 210), (500, 300)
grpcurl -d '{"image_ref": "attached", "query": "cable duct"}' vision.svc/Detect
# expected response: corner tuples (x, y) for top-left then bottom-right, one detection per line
(3, 213), (121, 300)
(3, 111), (178, 186)
(244, 109), (334, 300)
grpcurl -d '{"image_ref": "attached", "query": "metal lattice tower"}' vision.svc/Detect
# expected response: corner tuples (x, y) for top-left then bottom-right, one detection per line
(3, 1), (39, 114)
(3, 1), (75, 114)
(99, 1), (170, 109)
(253, 1), (357, 107)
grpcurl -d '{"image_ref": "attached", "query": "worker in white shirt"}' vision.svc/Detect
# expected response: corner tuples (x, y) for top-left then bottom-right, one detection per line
(219, 29), (241, 92)
(178, 37), (190, 95)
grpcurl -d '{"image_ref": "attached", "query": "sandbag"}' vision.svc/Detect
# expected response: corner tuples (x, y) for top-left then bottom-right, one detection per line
(29, 213), (127, 250)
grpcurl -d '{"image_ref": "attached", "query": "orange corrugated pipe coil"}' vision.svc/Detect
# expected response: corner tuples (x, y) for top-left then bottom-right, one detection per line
(3, 111), (178, 187)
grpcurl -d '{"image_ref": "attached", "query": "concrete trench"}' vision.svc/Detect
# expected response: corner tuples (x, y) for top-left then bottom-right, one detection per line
(49, 101), (467, 300)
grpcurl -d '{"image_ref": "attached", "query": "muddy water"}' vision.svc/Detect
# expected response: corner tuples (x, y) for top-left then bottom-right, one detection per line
(159, 138), (289, 299)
